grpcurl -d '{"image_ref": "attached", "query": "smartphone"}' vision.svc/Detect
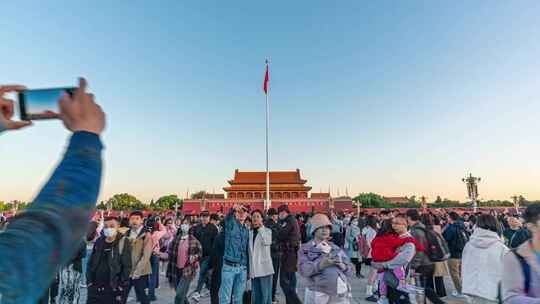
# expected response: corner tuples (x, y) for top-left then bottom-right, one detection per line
(18, 87), (76, 120)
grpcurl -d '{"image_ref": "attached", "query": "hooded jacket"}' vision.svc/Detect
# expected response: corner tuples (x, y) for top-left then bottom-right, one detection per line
(462, 228), (509, 301)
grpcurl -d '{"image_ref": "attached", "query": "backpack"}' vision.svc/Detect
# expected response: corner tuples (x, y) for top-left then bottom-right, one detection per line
(454, 226), (470, 253)
(358, 234), (370, 258)
(498, 250), (531, 303)
(415, 227), (450, 262)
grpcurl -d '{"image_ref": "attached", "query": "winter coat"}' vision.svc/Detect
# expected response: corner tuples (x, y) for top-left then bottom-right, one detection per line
(462, 228), (509, 301)
(277, 215), (301, 272)
(248, 226), (274, 279)
(297, 241), (354, 296)
(86, 234), (132, 289)
(502, 241), (540, 303)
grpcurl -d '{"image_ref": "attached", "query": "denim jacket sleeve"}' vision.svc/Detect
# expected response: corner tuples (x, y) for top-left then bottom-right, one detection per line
(0, 131), (103, 304)
(224, 208), (238, 234)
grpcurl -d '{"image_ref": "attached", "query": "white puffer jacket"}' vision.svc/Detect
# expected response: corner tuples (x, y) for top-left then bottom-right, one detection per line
(462, 228), (509, 301)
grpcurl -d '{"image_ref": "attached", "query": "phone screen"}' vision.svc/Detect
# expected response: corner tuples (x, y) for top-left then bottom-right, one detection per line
(19, 87), (75, 120)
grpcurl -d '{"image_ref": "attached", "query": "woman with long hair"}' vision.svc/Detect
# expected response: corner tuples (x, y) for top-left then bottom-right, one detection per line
(421, 213), (448, 299)
(362, 215), (379, 302)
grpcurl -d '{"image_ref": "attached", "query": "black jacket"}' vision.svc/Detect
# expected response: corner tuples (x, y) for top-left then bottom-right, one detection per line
(87, 234), (132, 289)
(193, 223), (219, 257)
(264, 218), (281, 258)
(277, 214), (301, 272)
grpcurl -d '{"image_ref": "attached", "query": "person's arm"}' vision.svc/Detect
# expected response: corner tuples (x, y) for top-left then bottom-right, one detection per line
(502, 251), (540, 304)
(378, 242), (416, 270)
(337, 249), (355, 277)
(224, 207), (237, 234)
(154, 222), (167, 240)
(0, 131), (103, 303)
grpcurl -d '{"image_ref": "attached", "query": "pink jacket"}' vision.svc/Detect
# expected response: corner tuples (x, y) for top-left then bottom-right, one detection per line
(151, 223), (167, 255)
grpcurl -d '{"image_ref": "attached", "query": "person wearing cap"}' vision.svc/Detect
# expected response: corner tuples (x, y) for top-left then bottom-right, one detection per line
(219, 204), (250, 304)
(264, 208), (281, 304)
(192, 211), (219, 301)
(298, 213), (354, 304)
(501, 204), (540, 302)
(277, 205), (302, 304)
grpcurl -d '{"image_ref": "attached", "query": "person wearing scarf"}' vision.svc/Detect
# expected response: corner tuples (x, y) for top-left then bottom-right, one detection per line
(165, 219), (202, 304)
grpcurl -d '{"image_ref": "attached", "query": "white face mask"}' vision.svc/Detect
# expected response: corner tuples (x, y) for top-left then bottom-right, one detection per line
(181, 224), (190, 233)
(103, 228), (117, 238)
(316, 241), (332, 254)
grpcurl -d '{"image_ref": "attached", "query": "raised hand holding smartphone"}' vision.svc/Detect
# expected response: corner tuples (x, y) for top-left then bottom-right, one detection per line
(0, 85), (32, 130)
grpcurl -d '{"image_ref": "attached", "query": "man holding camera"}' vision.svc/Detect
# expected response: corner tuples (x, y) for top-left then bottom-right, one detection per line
(0, 79), (106, 303)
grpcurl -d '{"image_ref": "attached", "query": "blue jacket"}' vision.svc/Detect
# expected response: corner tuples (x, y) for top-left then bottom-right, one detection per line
(0, 131), (103, 303)
(223, 208), (248, 266)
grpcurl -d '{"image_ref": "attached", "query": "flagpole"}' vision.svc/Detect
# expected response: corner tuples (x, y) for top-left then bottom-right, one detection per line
(265, 59), (271, 211)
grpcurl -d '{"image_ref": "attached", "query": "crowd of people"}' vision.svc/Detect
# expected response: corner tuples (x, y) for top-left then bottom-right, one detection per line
(1, 81), (540, 304)
(23, 203), (540, 304)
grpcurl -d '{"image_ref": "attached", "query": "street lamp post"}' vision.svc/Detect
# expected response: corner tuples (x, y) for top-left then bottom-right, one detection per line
(462, 173), (481, 213)
(511, 195), (520, 214)
(420, 196), (428, 210)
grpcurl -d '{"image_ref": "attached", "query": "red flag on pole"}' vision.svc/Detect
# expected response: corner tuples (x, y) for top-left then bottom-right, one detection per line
(263, 62), (269, 95)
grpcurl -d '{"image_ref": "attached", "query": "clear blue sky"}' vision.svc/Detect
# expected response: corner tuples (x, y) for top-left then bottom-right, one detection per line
(2, 1), (540, 203)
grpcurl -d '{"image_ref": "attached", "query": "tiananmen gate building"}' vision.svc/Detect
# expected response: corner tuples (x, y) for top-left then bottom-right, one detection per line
(182, 169), (353, 214)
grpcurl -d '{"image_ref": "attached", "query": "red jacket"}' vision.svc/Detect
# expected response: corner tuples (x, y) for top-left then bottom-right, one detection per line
(371, 232), (424, 263)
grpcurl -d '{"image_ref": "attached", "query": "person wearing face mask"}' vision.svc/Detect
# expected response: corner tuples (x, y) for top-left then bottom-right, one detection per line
(298, 213), (354, 304)
(165, 217), (203, 304)
(86, 217), (132, 304)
